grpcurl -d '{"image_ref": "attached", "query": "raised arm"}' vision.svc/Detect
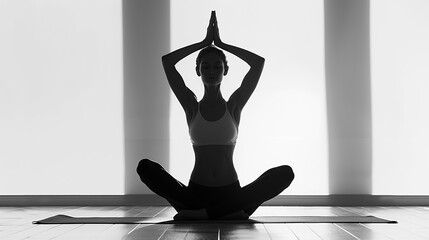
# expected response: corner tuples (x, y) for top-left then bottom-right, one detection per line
(161, 12), (215, 116)
(213, 13), (265, 110)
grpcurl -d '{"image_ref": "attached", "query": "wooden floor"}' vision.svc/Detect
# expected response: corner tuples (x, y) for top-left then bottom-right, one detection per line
(1, 206), (429, 239)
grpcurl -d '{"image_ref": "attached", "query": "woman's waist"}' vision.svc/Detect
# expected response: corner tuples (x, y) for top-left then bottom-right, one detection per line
(193, 151), (235, 174)
(191, 144), (237, 186)
(190, 170), (238, 187)
(191, 160), (238, 187)
(188, 179), (241, 192)
(193, 144), (235, 159)
(193, 158), (235, 172)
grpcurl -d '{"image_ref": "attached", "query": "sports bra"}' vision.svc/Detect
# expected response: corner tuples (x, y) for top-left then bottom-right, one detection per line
(189, 102), (238, 146)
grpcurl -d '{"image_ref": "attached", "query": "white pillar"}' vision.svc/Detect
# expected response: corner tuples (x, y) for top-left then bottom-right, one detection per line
(324, 0), (372, 194)
(123, 0), (171, 194)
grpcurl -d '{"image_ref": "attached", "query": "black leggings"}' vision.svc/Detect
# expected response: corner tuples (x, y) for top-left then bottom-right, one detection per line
(136, 159), (294, 219)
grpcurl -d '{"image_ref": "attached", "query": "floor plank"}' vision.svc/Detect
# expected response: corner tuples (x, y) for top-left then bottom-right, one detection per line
(126, 224), (170, 240)
(263, 224), (298, 240)
(336, 223), (391, 240)
(287, 224), (322, 240)
(361, 223), (428, 240)
(306, 223), (358, 240)
(219, 224), (271, 240)
(184, 224), (219, 240)
(342, 206), (429, 239)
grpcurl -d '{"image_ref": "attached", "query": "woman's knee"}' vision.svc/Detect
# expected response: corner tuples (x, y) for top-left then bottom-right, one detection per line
(136, 158), (159, 178)
(274, 165), (295, 186)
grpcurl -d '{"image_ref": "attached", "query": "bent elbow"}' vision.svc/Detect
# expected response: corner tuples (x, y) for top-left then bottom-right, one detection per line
(161, 55), (168, 65)
(258, 56), (265, 66)
(162, 54), (178, 68)
(161, 55), (173, 69)
(253, 56), (265, 70)
(251, 56), (264, 68)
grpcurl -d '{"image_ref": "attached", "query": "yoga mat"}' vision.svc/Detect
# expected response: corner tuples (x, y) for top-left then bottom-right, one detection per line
(33, 214), (397, 224)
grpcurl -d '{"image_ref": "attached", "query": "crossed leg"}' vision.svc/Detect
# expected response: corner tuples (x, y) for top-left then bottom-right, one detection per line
(136, 159), (205, 212)
(137, 159), (295, 220)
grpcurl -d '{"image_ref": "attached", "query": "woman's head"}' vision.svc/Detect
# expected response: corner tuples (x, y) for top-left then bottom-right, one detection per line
(196, 45), (229, 86)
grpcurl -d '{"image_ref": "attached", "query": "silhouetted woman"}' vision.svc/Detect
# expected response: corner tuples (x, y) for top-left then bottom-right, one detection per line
(137, 11), (294, 220)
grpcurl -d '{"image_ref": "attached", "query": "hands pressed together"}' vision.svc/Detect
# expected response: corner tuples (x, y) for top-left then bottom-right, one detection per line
(203, 11), (223, 46)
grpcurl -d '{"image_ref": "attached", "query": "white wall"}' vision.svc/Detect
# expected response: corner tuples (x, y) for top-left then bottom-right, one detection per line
(0, 0), (124, 194)
(371, 0), (429, 195)
(169, 0), (328, 195)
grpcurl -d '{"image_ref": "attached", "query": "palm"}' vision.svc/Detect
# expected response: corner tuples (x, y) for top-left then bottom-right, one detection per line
(213, 12), (222, 45)
(204, 11), (216, 45)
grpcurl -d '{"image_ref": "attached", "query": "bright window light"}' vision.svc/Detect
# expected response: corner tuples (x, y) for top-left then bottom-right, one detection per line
(169, 0), (328, 195)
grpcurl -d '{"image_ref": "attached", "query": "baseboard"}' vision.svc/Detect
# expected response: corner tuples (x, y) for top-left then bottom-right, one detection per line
(1, 195), (428, 206)
(265, 195), (429, 206)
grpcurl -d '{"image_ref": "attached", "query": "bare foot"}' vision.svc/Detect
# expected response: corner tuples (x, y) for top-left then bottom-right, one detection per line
(174, 209), (209, 221)
(219, 210), (249, 220)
